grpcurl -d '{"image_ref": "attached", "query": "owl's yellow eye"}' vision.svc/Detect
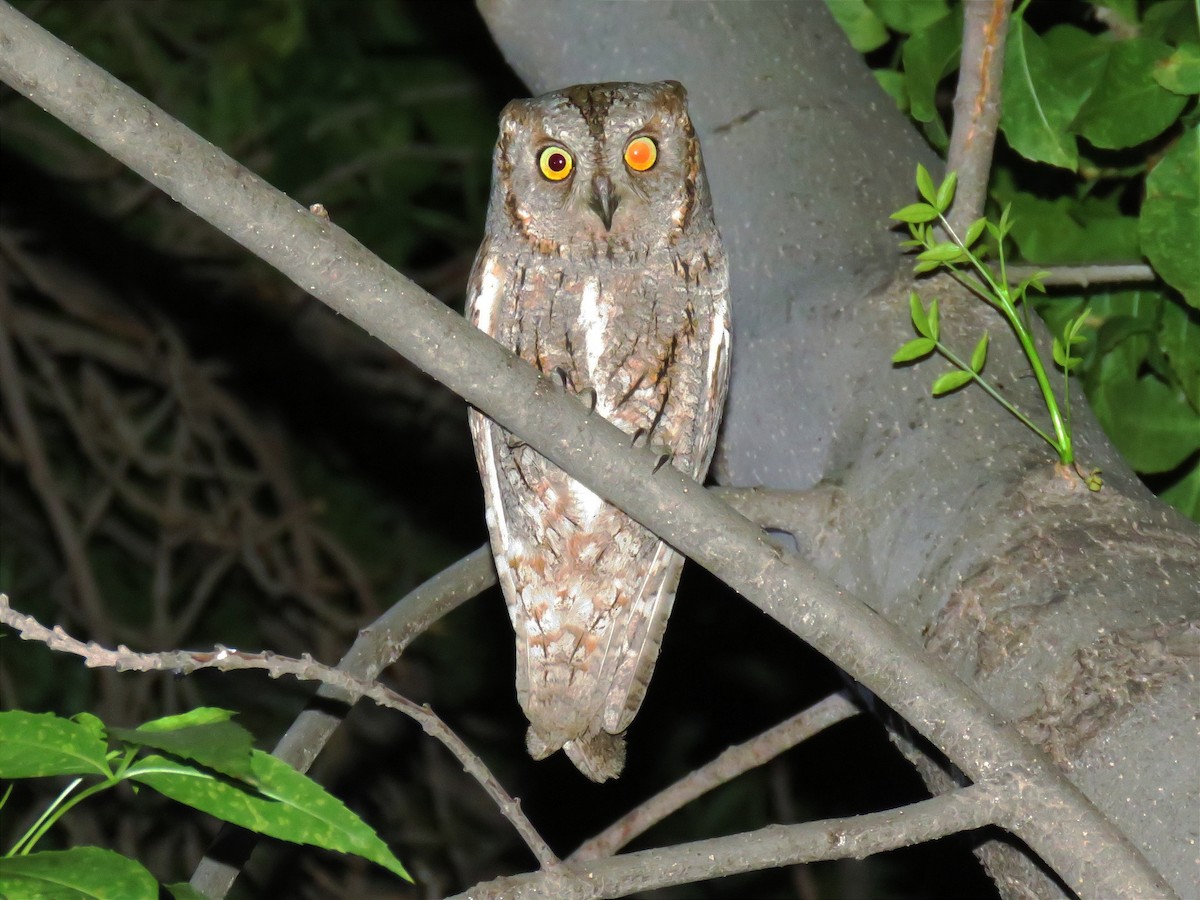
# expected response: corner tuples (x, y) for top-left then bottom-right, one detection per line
(624, 136), (657, 172)
(538, 146), (573, 181)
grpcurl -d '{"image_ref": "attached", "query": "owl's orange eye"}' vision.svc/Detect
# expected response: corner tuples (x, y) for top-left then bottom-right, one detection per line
(538, 146), (573, 181)
(624, 136), (657, 172)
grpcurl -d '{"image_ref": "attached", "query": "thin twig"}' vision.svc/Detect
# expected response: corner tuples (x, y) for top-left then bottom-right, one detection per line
(0, 593), (555, 869)
(1003, 263), (1158, 288)
(947, 0), (1012, 234)
(571, 692), (859, 862)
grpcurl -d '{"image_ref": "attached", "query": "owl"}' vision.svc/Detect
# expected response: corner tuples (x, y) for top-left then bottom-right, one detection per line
(466, 81), (730, 781)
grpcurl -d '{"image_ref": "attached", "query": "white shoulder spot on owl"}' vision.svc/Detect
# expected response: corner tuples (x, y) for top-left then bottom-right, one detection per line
(578, 276), (611, 410)
(473, 260), (505, 334)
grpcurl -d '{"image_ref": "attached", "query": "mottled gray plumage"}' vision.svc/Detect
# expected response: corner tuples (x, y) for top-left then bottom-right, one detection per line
(467, 81), (730, 780)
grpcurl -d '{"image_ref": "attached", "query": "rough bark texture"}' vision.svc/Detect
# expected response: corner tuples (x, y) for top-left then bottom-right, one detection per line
(478, 1), (1200, 896)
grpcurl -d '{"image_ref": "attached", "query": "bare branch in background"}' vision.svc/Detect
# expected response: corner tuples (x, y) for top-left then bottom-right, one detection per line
(1004, 263), (1159, 288)
(571, 692), (860, 862)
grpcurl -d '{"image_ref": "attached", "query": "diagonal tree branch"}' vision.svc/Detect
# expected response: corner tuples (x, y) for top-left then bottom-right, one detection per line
(0, 5), (1175, 898)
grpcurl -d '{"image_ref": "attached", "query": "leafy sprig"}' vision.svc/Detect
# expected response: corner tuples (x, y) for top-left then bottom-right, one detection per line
(891, 165), (1101, 490)
(0, 709), (410, 899)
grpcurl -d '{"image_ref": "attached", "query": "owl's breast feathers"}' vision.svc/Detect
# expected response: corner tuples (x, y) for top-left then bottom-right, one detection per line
(468, 235), (729, 781)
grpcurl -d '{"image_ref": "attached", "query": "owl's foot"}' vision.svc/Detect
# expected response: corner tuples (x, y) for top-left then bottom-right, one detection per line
(583, 387), (598, 414)
(654, 451), (674, 473)
(553, 365), (574, 392)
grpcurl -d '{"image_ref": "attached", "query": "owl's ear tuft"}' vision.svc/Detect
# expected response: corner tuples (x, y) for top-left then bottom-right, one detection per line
(661, 80), (688, 101)
(499, 98), (533, 129)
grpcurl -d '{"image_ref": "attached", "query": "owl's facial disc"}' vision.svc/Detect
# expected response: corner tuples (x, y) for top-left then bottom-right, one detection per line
(589, 174), (619, 231)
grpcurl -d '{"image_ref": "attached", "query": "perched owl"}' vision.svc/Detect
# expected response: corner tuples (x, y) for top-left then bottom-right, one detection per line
(466, 81), (730, 781)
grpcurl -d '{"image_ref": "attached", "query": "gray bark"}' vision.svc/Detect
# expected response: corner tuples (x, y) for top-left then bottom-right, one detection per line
(479, 1), (1199, 897)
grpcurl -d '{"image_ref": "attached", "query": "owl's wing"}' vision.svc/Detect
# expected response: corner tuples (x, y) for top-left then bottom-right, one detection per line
(600, 261), (732, 735)
(466, 244), (535, 708)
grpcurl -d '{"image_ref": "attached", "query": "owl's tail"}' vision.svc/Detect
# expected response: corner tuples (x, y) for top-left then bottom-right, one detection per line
(527, 725), (626, 782)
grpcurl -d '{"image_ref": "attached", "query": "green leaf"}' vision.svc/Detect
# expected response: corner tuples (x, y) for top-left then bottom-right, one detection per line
(825, 0), (890, 53)
(893, 338), (936, 362)
(915, 164), (937, 205)
(903, 8), (962, 124)
(913, 259), (941, 274)
(932, 369), (973, 395)
(0, 848), (156, 900)
(962, 217), (987, 249)
(910, 292), (932, 337)
(928, 297), (940, 341)
(108, 720), (254, 781)
(891, 202), (940, 223)
(996, 180), (1140, 265)
(1160, 459), (1200, 522)
(132, 708), (236, 733)
(1020, 271), (1051, 295)
(873, 69), (909, 111)
(917, 242), (966, 263)
(0, 711), (112, 778)
(1092, 376), (1200, 473)
(1153, 44), (1200, 95)
(970, 332), (989, 373)
(129, 752), (410, 881)
(1159, 296), (1200, 409)
(934, 170), (957, 212)
(1053, 335), (1082, 371)
(1143, 1), (1200, 45)
(1140, 126), (1200, 309)
(1072, 38), (1188, 149)
(867, 0), (950, 34)
(997, 203), (1013, 239)
(1000, 20), (1083, 169)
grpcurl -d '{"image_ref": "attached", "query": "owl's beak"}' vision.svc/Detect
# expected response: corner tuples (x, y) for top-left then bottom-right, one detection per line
(590, 175), (619, 231)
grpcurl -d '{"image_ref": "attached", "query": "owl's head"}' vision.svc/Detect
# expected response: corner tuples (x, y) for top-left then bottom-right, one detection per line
(490, 81), (712, 252)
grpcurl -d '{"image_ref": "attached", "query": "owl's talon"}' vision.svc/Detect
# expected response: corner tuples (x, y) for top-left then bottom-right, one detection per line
(630, 427), (646, 448)
(584, 388), (598, 415)
(553, 366), (572, 391)
(654, 451), (673, 473)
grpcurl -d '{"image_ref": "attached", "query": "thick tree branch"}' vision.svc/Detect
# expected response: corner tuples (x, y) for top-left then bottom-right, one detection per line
(0, 6), (1176, 897)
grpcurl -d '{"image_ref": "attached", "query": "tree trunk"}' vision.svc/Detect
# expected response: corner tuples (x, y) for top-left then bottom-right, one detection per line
(478, 1), (1200, 896)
